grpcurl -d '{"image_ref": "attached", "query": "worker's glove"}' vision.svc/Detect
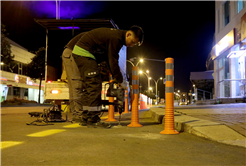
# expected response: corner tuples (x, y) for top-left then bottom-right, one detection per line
(112, 78), (118, 84)
(112, 78), (127, 90)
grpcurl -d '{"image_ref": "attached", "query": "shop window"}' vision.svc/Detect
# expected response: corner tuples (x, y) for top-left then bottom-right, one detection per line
(224, 1), (230, 27)
(22, 64), (28, 76)
(218, 57), (224, 68)
(224, 57), (230, 97)
(224, 57), (230, 79)
(217, 9), (220, 33)
(237, 1), (245, 14)
(24, 89), (28, 96)
(216, 52), (234, 98)
(7, 87), (12, 95)
(13, 87), (20, 97)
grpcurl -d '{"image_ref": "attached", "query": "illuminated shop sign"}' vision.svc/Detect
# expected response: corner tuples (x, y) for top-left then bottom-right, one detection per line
(14, 75), (44, 87)
(26, 77), (33, 85)
(15, 75), (27, 84)
(15, 75), (19, 83)
(241, 12), (246, 42)
(0, 77), (7, 81)
(215, 29), (235, 56)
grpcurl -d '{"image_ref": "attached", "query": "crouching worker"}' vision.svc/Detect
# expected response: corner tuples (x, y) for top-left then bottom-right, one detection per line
(62, 26), (144, 128)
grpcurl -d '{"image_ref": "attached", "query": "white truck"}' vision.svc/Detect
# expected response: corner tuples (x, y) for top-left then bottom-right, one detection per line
(35, 18), (128, 111)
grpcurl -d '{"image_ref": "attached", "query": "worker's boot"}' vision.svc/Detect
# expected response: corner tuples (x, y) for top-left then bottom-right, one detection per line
(72, 109), (84, 123)
(91, 122), (112, 129)
(79, 110), (89, 126)
(79, 118), (87, 126)
(87, 111), (111, 129)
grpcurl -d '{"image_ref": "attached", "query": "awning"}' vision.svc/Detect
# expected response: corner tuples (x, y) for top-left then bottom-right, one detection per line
(190, 70), (214, 92)
(190, 70), (214, 80)
(34, 18), (118, 31)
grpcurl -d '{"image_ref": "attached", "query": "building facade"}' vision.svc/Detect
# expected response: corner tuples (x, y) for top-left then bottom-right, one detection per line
(211, 1), (246, 98)
(0, 38), (45, 103)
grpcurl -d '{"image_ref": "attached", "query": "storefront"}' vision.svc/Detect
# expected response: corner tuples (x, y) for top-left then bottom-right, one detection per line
(0, 70), (45, 103)
(214, 13), (246, 98)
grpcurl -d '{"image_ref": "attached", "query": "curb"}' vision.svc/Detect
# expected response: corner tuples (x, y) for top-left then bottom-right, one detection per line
(149, 107), (246, 148)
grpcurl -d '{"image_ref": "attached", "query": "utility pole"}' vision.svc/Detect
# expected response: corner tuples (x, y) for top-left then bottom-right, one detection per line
(56, 0), (61, 20)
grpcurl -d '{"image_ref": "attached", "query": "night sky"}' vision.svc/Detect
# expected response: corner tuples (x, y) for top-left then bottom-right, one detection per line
(1, 1), (215, 98)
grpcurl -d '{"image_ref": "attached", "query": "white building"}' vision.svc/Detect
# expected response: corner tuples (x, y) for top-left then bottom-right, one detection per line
(0, 38), (45, 103)
(211, 1), (246, 98)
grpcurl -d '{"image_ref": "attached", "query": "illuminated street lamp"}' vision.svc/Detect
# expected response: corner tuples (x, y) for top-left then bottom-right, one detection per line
(126, 58), (143, 91)
(139, 58), (143, 63)
(151, 77), (163, 105)
(127, 58), (144, 93)
(127, 58), (143, 67)
(193, 84), (197, 101)
(139, 70), (151, 93)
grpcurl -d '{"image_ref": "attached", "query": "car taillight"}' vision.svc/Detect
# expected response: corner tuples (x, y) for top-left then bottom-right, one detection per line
(51, 90), (60, 94)
(47, 81), (52, 83)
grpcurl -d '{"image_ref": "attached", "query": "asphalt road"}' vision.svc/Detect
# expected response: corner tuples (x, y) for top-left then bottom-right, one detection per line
(1, 106), (246, 166)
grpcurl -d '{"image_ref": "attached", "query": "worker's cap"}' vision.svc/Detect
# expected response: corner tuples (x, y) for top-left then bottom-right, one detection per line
(129, 25), (144, 46)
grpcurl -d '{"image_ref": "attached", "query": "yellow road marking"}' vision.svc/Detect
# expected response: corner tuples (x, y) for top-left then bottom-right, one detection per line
(1, 141), (23, 149)
(27, 129), (66, 137)
(63, 123), (81, 128)
(101, 115), (108, 119)
(101, 113), (119, 120)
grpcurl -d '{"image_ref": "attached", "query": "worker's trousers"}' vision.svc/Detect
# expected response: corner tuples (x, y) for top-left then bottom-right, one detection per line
(61, 48), (83, 117)
(72, 54), (102, 112)
(62, 48), (102, 122)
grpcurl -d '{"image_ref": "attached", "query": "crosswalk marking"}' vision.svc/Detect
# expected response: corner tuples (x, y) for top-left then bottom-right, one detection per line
(1, 141), (23, 149)
(27, 129), (66, 137)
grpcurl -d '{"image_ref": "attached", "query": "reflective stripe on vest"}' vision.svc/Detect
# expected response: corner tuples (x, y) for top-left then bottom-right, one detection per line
(72, 45), (96, 60)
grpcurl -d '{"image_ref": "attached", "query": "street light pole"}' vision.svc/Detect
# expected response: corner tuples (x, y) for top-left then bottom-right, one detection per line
(56, 0), (61, 20)
(126, 60), (134, 67)
(152, 77), (163, 105)
(139, 70), (151, 94)
(0, 62), (4, 71)
(193, 84), (196, 101)
(146, 70), (150, 93)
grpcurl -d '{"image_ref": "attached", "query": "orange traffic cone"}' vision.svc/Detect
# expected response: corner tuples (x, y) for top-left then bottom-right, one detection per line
(122, 88), (129, 114)
(105, 74), (117, 122)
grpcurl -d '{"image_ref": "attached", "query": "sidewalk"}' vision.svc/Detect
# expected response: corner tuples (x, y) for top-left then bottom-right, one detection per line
(148, 103), (246, 148)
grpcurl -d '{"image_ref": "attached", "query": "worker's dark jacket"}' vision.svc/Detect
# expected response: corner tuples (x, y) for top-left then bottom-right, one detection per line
(65, 28), (126, 83)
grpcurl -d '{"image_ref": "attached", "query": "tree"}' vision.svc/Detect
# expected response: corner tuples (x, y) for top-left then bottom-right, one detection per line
(143, 90), (155, 99)
(1, 23), (15, 71)
(27, 47), (45, 104)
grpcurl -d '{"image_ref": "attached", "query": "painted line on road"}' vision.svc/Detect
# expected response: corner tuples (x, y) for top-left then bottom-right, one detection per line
(1, 141), (24, 149)
(63, 123), (81, 128)
(27, 129), (66, 137)
(101, 113), (119, 119)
